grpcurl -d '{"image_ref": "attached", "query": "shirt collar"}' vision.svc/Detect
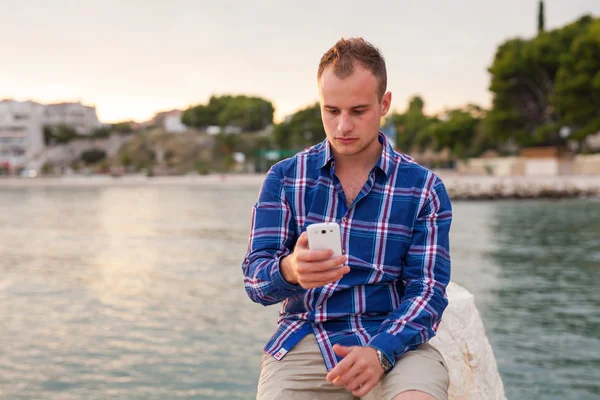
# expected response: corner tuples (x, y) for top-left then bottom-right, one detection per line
(318, 132), (394, 179)
(317, 137), (334, 169)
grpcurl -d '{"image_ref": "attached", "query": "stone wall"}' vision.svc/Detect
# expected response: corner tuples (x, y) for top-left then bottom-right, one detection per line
(27, 134), (134, 171)
(573, 154), (600, 175)
(457, 154), (600, 177)
(456, 157), (523, 176)
(441, 174), (600, 199)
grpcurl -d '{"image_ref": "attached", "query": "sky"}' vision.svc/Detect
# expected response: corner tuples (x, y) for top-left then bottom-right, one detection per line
(1, 0), (598, 123)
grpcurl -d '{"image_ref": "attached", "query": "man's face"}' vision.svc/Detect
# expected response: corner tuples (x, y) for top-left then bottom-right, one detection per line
(318, 64), (391, 159)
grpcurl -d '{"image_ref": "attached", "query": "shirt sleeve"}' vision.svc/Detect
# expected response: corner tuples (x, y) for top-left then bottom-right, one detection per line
(367, 172), (452, 368)
(241, 164), (304, 306)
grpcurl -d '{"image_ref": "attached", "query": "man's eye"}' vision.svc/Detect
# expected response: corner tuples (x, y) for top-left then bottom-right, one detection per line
(328, 109), (339, 115)
(353, 110), (364, 115)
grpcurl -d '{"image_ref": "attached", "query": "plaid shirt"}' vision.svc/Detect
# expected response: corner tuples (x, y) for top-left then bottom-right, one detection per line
(242, 133), (452, 371)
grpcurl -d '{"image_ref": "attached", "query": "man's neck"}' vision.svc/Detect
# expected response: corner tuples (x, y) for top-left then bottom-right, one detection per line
(333, 140), (383, 175)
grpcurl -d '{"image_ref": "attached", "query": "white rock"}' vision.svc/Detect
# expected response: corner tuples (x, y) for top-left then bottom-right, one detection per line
(429, 282), (506, 400)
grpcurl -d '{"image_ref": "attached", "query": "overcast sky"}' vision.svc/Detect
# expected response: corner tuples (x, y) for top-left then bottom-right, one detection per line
(1, 0), (598, 123)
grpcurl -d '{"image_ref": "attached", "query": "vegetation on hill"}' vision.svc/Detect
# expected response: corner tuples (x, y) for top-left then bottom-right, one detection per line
(39, 9), (600, 176)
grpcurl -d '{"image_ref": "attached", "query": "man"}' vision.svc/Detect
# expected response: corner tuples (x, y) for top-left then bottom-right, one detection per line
(242, 37), (452, 400)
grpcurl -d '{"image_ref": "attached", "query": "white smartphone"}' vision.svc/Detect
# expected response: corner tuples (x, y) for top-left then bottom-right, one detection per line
(306, 222), (343, 258)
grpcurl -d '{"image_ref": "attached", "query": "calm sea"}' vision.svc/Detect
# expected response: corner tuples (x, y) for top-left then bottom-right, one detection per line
(0, 183), (598, 400)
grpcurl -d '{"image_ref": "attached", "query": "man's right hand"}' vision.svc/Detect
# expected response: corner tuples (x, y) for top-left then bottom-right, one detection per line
(280, 232), (349, 289)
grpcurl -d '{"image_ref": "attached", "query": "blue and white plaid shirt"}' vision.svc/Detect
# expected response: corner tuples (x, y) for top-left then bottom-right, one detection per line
(242, 133), (452, 370)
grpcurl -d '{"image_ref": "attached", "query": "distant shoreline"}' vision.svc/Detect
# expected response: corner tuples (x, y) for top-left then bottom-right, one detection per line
(439, 174), (600, 200)
(1, 173), (599, 200)
(0, 174), (267, 188)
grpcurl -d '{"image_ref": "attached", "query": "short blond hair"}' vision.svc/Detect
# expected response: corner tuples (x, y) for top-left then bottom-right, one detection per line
(318, 37), (387, 100)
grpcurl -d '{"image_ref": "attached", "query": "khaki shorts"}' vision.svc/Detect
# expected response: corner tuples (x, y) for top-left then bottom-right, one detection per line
(257, 334), (449, 400)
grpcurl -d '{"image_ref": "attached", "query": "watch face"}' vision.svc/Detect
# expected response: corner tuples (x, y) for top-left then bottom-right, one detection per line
(378, 350), (392, 371)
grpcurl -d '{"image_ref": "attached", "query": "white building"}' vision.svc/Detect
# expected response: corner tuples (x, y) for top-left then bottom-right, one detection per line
(0, 100), (45, 169)
(44, 102), (103, 135)
(521, 147), (573, 176)
(152, 110), (187, 133)
(585, 131), (600, 152)
(0, 99), (103, 170)
(205, 125), (243, 135)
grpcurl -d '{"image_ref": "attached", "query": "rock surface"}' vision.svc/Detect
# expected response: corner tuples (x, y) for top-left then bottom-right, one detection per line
(430, 282), (506, 400)
(438, 174), (600, 200)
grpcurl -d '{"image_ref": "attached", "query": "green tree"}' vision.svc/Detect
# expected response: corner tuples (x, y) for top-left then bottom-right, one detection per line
(182, 95), (274, 132)
(215, 133), (239, 155)
(217, 96), (274, 131)
(273, 103), (325, 150)
(121, 151), (132, 167)
(91, 126), (111, 139)
(43, 124), (79, 145)
(485, 15), (596, 150)
(195, 160), (209, 175)
(425, 105), (486, 159)
(182, 104), (215, 128)
(112, 122), (133, 134)
(388, 96), (435, 152)
(554, 18), (600, 149)
(211, 133), (240, 172)
(182, 95), (237, 128)
(80, 148), (107, 165)
(538, 0), (545, 34)
(41, 161), (55, 175)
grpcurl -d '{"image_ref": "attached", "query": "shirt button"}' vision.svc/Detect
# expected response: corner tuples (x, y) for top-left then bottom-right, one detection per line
(342, 217), (348, 223)
(318, 305), (322, 310)
(342, 250), (345, 254)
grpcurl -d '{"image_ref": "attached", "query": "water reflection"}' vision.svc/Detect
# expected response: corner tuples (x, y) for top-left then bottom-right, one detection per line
(0, 187), (598, 400)
(487, 199), (600, 400)
(0, 185), (275, 400)
(449, 201), (503, 316)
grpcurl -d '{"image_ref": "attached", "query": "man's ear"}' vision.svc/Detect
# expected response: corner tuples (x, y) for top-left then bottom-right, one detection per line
(380, 91), (392, 116)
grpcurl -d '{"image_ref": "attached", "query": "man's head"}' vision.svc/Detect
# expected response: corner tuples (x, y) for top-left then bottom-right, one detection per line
(317, 38), (392, 160)
(318, 37), (387, 101)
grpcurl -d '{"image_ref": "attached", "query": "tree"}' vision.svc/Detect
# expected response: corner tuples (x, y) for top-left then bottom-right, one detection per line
(273, 103), (325, 150)
(538, 0), (545, 34)
(91, 126), (111, 139)
(80, 148), (107, 165)
(217, 96), (274, 131)
(112, 122), (133, 134)
(182, 104), (215, 128)
(387, 96), (435, 152)
(41, 162), (55, 175)
(553, 18), (600, 149)
(485, 15), (596, 150)
(121, 151), (132, 167)
(182, 95), (274, 132)
(43, 124), (79, 145)
(212, 133), (241, 171)
(425, 105), (486, 159)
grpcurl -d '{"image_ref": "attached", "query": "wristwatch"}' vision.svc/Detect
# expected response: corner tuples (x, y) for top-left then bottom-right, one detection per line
(376, 349), (393, 372)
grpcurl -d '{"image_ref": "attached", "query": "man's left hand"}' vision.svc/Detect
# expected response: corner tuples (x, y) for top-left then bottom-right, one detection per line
(326, 344), (385, 397)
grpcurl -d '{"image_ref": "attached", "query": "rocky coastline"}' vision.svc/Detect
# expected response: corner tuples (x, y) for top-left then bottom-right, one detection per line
(437, 174), (600, 200)
(0, 173), (599, 201)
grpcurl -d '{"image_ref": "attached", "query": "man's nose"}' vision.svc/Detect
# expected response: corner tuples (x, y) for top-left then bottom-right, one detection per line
(337, 113), (353, 134)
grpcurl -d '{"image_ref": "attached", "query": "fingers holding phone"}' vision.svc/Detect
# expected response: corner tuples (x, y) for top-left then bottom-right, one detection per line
(293, 223), (348, 289)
